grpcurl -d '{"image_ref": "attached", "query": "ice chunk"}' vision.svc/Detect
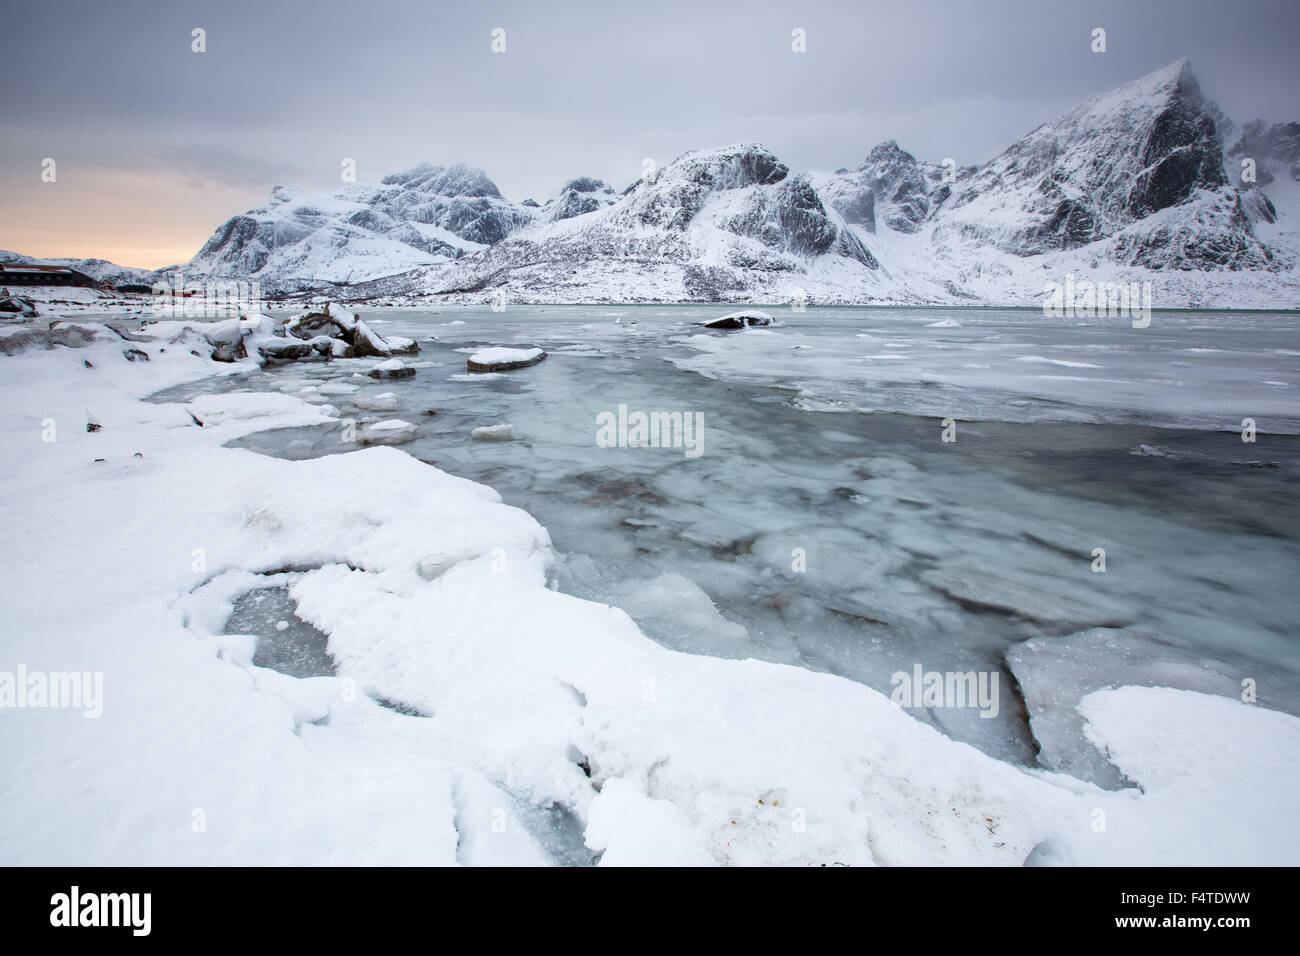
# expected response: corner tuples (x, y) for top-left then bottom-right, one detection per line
(354, 391), (400, 412)
(1006, 628), (1253, 786)
(471, 423), (515, 441)
(360, 419), (417, 444)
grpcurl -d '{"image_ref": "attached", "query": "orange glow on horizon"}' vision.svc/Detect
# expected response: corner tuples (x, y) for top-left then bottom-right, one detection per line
(2, 243), (199, 271)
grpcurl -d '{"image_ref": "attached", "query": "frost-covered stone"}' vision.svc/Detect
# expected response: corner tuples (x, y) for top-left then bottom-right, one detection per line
(368, 358), (415, 379)
(466, 347), (546, 372)
(351, 318), (392, 358)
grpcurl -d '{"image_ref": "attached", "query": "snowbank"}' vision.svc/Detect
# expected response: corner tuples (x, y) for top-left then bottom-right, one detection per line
(1, 322), (1296, 866)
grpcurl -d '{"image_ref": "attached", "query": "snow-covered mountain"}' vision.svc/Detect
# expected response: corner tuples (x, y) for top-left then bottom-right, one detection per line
(18, 60), (1299, 307)
(918, 59), (1277, 272)
(174, 162), (538, 290)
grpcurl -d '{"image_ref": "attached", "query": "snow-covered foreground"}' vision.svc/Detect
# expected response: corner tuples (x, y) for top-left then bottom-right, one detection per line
(1, 320), (1298, 866)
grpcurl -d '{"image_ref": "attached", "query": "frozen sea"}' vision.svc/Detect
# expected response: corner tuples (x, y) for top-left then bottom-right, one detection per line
(157, 305), (1300, 780)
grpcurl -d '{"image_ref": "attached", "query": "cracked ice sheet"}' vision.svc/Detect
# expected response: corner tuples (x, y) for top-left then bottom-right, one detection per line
(1, 323), (1298, 866)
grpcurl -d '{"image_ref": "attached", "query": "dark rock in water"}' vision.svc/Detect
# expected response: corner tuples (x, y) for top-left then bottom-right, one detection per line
(702, 310), (775, 329)
(384, 336), (420, 356)
(466, 347), (547, 372)
(368, 359), (416, 379)
(258, 340), (317, 363)
(122, 347), (149, 362)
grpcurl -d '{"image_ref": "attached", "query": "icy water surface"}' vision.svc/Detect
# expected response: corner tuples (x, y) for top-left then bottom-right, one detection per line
(158, 305), (1300, 779)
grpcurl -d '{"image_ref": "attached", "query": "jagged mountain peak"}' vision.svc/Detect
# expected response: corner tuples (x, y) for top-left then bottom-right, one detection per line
(547, 177), (618, 222)
(652, 143), (789, 189)
(378, 162), (503, 199)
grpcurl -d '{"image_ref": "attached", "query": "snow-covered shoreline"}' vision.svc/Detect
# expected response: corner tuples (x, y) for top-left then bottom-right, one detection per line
(2, 318), (1298, 866)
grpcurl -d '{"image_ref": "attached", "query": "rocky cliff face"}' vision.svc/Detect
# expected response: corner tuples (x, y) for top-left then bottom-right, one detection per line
(545, 178), (619, 222)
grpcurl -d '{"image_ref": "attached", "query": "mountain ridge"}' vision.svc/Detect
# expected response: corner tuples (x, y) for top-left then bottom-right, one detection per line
(11, 60), (1300, 308)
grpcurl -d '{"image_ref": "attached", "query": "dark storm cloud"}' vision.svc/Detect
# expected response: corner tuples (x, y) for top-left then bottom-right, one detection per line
(1, 0), (1297, 264)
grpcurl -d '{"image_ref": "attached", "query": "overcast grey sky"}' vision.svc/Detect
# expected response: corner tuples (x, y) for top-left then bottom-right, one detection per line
(2, 0), (1298, 267)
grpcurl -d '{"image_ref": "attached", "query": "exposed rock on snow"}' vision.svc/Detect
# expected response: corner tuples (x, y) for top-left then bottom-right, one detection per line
(466, 346), (546, 372)
(0, 293), (38, 318)
(546, 177), (618, 222)
(203, 319), (247, 362)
